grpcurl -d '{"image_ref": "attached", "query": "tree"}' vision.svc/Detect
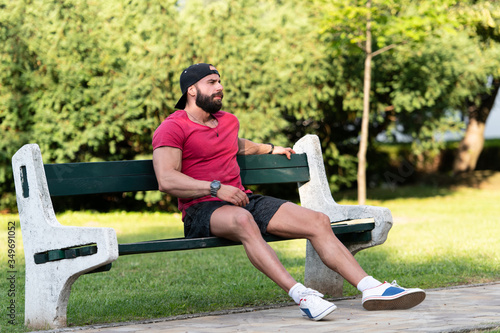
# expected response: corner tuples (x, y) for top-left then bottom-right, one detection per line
(381, 2), (500, 171)
(177, 0), (332, 144)
(451, 1), (500, 173)
(317, 0), (452, 203)
(0, 0), (39, 208)
(453, 79), (499, 173)
(0, 0), (185, 209)
(0, 0), (337, 210)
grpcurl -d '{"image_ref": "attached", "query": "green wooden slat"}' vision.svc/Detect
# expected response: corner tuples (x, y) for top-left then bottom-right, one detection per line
(21, 165), (29, 198)
(240, 168), (310, 185)
(118, 222), (375, 256)
(47, 175), (159, 196)
(34, 245), (98, 264)
(64, 248), (77, 259)
(87, 263), (113, 274)
(330, 222), (375, 234)
(337, 231), (372, 243)
(44, 160), (158, 196)
(34, 253), (48, 264)
(48, 249), (65, 261)
(44, 159), (154, 179)
(239, 154), (309, 184)
(119, 237), (240, 254)
(78, 246), (97, 256)
(44, 154), (310, 196)
(236, 154), (308, 170)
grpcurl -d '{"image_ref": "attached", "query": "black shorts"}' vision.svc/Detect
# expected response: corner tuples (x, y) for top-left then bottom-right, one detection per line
(183, 194), (288, 238)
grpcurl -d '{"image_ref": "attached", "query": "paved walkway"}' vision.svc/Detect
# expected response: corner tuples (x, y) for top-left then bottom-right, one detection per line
(46, 283), (500, 333)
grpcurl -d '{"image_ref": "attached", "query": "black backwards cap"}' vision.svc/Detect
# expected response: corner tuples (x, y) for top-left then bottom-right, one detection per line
(175, 63), (220, 109)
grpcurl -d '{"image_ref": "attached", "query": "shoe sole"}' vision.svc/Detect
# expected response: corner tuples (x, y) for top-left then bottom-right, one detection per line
(363, 290), (426, 311)
(300, 304), (337, 321)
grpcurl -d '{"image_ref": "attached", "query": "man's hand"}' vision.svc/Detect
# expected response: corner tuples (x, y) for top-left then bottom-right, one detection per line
(217, 184), (250, 207)
(272, 146), (296, 159)
(237, 138), (296, 159)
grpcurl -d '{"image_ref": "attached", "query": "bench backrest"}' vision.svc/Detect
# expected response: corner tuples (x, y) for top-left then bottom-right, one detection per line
(43, 154), (310, 196)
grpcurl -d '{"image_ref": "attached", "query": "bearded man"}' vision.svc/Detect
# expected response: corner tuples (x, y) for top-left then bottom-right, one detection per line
(152, 63), (425, 321)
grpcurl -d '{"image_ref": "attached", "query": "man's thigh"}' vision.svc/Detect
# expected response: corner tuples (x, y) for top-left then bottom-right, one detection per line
(266, 202), (328, 239)
(209, 205), (256, 241)
(210, 195), (287, 240)
(184, 200), (229, 238)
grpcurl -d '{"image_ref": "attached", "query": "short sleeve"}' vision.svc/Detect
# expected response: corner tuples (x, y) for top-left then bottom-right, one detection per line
(152, 117), (185, 151)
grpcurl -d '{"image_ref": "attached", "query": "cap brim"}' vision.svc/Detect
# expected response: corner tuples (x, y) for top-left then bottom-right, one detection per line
(175, 93), (187, 109)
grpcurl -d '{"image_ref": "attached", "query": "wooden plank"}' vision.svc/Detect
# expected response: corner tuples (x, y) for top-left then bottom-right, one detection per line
(44, 154), (310, 196)
(236, 154), (308, 169)
(240, 167), (310, 185)
(44, 160), (158, 196)
(47, 249), (65, 262)
(331, 218), (376, 226)
(239, 154), (309, 184)
(118, 222), (375, 256)
(34, 245), (98, 264)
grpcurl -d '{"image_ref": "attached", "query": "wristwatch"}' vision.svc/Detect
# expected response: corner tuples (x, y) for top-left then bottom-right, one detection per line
(210, 180), (221, 197)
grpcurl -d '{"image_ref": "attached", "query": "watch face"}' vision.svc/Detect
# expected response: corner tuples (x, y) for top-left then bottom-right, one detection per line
(210, 181), (221, 197)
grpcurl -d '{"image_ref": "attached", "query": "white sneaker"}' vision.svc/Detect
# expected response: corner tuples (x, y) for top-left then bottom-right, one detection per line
(299, 288), (337, 321)
(362, 280), (426, 311)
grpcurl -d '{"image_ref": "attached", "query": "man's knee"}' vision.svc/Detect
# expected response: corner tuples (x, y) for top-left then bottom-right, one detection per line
(232, 211), (259, 232)
(308, 210), (331, 229)
(307, 211), (340, 241)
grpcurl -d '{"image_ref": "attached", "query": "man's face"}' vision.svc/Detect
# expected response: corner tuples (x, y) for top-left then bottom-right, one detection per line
(194, 73), (224, 114)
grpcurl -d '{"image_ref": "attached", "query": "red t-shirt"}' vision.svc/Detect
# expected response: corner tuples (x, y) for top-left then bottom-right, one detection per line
(152, 110), (251, 218)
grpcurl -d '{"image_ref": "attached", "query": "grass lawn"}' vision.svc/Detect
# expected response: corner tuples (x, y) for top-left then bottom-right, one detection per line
(1, 173), (499, 331)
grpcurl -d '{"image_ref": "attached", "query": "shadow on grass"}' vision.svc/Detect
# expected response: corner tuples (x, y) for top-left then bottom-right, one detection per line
(336, 170), (500, 201)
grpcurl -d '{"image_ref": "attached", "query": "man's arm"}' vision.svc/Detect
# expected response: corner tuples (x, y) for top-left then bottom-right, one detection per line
(237, 138), (295, 159)
(152, 146), (211, 198)
(152, 146), (249, 206)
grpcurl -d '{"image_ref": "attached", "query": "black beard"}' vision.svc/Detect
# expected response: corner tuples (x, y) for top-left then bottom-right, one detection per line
(195, 90), (223, 114)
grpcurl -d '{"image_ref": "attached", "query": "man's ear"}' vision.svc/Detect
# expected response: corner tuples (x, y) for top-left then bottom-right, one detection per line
(188, 85), (197, 97)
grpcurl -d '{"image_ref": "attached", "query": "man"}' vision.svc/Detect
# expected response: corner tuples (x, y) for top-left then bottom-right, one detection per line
(152, 63), (425, 321)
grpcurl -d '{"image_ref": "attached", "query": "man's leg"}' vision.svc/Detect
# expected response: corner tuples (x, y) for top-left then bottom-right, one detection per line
(266, 202), (368, 287)
(210, 204), (337, 321)
(267, 202), (426, 310)
(209, 205), (297, 292)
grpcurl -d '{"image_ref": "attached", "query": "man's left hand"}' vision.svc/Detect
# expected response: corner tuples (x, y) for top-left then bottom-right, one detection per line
(273, 146), (295, 159)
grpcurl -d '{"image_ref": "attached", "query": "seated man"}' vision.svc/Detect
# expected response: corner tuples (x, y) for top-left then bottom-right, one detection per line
(152, 63), (425, 321)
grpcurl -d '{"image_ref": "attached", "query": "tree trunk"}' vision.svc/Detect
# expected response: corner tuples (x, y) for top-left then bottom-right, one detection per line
(358, 0), (372, 205)
(453, 79), (500, 173)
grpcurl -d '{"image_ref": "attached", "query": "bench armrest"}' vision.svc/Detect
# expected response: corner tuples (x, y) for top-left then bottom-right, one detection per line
(12, 144), (119, 329)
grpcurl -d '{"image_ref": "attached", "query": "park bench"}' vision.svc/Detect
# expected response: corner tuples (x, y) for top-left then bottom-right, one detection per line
(12, 134), (393, 329)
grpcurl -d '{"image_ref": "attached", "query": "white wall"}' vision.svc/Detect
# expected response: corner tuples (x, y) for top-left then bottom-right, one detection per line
(484, 92), (500, 139)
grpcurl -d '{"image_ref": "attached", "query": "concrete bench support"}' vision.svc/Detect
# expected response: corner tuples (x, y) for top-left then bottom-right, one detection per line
(293, 135), (393, 296)
(12, 144), (119, 329)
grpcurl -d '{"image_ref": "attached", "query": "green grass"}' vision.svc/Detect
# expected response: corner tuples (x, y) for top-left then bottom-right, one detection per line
(1, 178), (499, 330)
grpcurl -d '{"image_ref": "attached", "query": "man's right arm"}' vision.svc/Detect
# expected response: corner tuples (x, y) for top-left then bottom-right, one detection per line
(152, 146), (212, 198)
(152, 146), (249, 206)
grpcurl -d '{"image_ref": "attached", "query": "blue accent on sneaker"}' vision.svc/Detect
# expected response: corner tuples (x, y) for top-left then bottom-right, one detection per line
(299, 289), (337, 320)
(382, 286), (406, 296)
(301, 308), (313, 319)
(300, 304), (336, 320)
(362, 280), (426, 310)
